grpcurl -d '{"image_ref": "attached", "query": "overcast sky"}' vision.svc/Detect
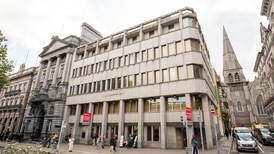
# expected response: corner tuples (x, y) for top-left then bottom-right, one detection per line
(0, 0), (267, 81)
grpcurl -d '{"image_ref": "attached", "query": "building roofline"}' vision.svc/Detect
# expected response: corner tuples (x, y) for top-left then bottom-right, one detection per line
(253, 52), (263, 72)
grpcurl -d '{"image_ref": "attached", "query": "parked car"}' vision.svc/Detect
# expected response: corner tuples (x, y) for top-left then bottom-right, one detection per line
(254, 128), (274, 145)
(235, 133), (258, 153)
(233, 127), (252, 137)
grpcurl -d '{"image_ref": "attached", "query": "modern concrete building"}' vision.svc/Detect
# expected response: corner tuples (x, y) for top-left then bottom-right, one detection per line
(249, 0), (274, 127)
(0, 65), (36, 135)
(64, 7), (220, 149)
(22, 23), (102, 140)
(222, 27), (255, 127)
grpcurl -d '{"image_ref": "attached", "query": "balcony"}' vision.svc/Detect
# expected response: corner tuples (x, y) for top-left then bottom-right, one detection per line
(4, 90), (21, 97)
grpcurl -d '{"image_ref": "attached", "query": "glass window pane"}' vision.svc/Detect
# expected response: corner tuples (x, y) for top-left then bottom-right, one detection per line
(129, 75), (135, 87)
(168, 43), (176, 55)
(135, 52), (141, 63)
(191, 40), (200, 51)
(125, 55), (129, 65)
(130, 53), (135, 65)
(178, 66), (186, 80)
(142, 73), (147, 85)
(119, 57), (124, 67)
(148, 71), (155, 84)
(117, 77), (121, 89)
(163, 69), (169, 82)
(185, 40), (191, 51)
(153, 126), (159, 141)
(123, 76), (128, 88)
(144, 100), (150, 112)
(155, 70), (161, 83)
(135, 74), (141, 86)
(176, 41), (184, 53)
(162, 45), (168, 57)
(187, 65), (194, 78)
(147, 126), (152, 141)
(170, 67), (177, 81)
(193, 65), (202, 78)
(148, 48), (154, 60)
(142, 50), (147, 62)
(154, 47), (160, 59)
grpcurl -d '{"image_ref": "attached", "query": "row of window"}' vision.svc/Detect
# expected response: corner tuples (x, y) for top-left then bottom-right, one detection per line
(76, 17), (199, 60)
(69, 94), (203, 115)
(69, 64), (203, 96)
(1, 96), (24, 107)
(0, 82), (28, 95)
(40, 64), (65, 81)
(72, 39), (200, 79)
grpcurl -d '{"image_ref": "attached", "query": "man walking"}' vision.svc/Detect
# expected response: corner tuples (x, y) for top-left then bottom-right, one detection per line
(191, 135), (199, 154)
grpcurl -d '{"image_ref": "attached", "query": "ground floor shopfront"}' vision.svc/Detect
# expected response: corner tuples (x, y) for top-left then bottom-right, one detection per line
(64, 93), (220, 149)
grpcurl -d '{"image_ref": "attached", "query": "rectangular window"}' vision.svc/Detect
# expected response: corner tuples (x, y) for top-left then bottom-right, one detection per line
(109, 59), (113, 70)
(119, 56), (123, 67)
(125, 55), (129, 65)
(148, 71), (155, 84)
(166, 96), (186, 112)
(69, 105), (76, 115)
(107, 79), (111, 90)
(94, 103), (103, 114)
(135, 52), (141, 63)
(178, 66), (186, 80)
(130, 53), (135, 65)
(185, 39), (200, 51)
(104, 60), (108, 70)
(135, 74), (141, 86)
(90, 64), (94, 73)
(88, 82), (92, 93)
(117, 77), (122, 89)
(193, 65), (203, 78)
(147, 48), (154, 61)
(191, 94), (202, 110)
(170, 67), (178, 81)
(96, 81), (101, 91)
(153, 126), (160, 141)
(111, 78), (116, 89)
(154, 47), (160, 59)
(161, 45), (168, 57)
(187, 65), (194, 78)
(93, 82), (97, 92)
(125, 100), (138, 113)
(102, 80), (106, 91)
(100, 62), (104, 71)
(144, 98), (160, 112)
(162, 69), (169, 82)
(168, 43), (176, 55)
(108, 101), (119, 114)
(142, 73), (147, 85)
(176, 41), (183, 53)
(147, 126), (152, 141)
(142, 50), (147, 62)
(123, 76), (128, 88)
(155, 70), (161, 83)
(128, 75), (134, 87)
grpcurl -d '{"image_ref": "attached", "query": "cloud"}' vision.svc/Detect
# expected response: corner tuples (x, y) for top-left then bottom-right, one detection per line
(0, 0), (267, 81)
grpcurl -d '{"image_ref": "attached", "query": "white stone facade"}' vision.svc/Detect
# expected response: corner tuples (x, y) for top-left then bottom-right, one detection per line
(64, 8), (220, 149)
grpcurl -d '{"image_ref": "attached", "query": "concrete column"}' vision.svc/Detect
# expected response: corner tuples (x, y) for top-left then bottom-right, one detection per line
(85, 103), (94, 144)
(160, 96), (166, 149)
(137, 98), (144, 148)
(158, 18), (162, 35)
(202, 95), (213, 149)
(52, 56), (60, 86)
(118, 100), (125, 143)
(101, 102), (108, 138)
(62, 105), (70, 138)
(123, 31), (127, 46)
(42, 59), (52, 89)
(179, 11), (183, 29)
(34, 64), (42, 89)
(185, 94), (194, 152)
(62, 53), (72, 83)
(139, 24), (143, 41)
(72, 104), (81, 142)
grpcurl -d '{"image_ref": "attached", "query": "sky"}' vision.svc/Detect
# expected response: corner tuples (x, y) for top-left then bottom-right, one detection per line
(0, 0), (267, 81)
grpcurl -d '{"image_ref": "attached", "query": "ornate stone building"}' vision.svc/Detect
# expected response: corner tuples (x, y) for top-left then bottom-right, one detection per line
(222, 27), (255, 127)
(22, 23), (102, 139)
(0, 65), (36, 135)
(249, 0), (274, 127)
(64, 7), (221, 150)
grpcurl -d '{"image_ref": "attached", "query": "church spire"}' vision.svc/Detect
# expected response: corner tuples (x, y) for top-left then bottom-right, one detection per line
(223, 26), (242, 71)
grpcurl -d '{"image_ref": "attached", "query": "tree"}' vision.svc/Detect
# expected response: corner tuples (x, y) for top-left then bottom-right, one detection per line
(0, 30), (13, 91)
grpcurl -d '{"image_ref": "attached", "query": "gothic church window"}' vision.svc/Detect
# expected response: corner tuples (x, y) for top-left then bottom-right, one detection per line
(235, 73), (240, 81)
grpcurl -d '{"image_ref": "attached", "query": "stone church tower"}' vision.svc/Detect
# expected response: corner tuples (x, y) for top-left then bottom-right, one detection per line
(222, 27), (255, 127)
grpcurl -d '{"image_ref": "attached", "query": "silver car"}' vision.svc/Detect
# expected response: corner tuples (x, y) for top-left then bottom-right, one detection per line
(235, 133), (258, 153)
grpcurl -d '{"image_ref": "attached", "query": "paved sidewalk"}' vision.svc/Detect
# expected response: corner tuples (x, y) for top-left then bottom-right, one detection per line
(0, 137), (232, 154)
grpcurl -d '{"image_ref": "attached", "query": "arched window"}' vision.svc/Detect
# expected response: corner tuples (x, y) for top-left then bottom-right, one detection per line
(237, 101), (242, 112)
(256, 95), (265, 114)
(228, 73), (233, 82)
(235, 73), (240, 81)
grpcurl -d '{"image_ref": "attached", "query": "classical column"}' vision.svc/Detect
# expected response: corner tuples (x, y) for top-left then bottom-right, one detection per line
(85, 103), (94, 144)
(72, 104), (81, 142)
(137, 98), (144, 148)
(101, 102), (108, 138)
(118, 100), (125, 144)
(34, 64), (42, 89)
(160, 96), (166, 149)
(42, 59), (52, 89)
(62, 105), (70, 140)
(52, 56), (60, 86)
(62, 53), (72, 83)
(202, 95), (213, 149)
(185, 94), (194, 153)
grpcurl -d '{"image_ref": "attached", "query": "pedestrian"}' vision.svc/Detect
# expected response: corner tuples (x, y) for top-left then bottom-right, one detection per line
(51, 133), (59, 154)
(68, 134), (74, 152)
(101, 135), (105, 149)
(191, 135), (199, 154)
(110, 135), (115, 153)
(225, 129), (229, 140)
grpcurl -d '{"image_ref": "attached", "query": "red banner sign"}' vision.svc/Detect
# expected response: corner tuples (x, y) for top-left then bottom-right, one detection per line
(185, 107), (192, 122)
(83, 112), (92, 122)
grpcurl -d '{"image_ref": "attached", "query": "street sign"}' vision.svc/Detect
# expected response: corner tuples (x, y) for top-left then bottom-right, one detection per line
(185, 107), (192, 122)
(83, 112), (92, 122)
